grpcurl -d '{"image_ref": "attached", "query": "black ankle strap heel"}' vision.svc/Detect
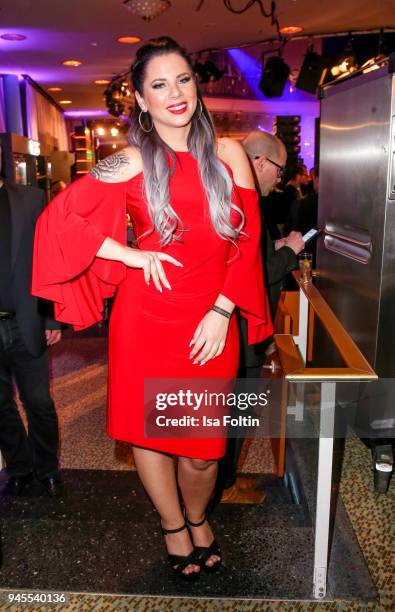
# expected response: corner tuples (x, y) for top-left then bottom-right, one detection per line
(161, 523), (188, 535)
(161, 522), (200, 581)
(185, 514), (222, 573)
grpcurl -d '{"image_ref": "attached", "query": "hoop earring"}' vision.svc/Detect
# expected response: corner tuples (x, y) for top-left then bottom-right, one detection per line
(138, 110), (153, 133)
(195, 99), (203, 120)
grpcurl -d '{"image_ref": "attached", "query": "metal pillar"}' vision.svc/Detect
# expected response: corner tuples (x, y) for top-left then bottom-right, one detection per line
(294, 287), (309, 420)
(313, 381), (336, 599)
(295, 287), (309, 362)
(2, 74), (24, 135)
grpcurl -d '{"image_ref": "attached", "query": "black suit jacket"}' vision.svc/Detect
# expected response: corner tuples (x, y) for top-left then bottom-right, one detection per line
(239, 195), (297, 368)
(260, 213), (297, 317)
(5, 183), (60, 357)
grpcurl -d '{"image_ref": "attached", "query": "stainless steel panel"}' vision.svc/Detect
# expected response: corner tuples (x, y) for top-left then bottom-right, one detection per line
(324, 222), (372, 248)
(324, 221), (372, 263)
(317, 66), (393, 369)
(323, 235), (371, 264)
(376, 74), (395, 376)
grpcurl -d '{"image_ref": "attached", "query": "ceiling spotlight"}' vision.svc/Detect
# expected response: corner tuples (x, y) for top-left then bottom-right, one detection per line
(331, 62), (356, 78)
(110, 127), (119, 136)
(358, 32), (388, 75)
(62, 60), (82, 67)
(123, 0), (171, 22)
(295, 50), (328, 94)
(361, 55), (385, 74)
(117, 36), (141, 44)
(48, 87), (63, 92)
(259, 56), (290, 98)
(60, 100), (72, 104)
(330, 41), (358, 78)
(96, 127), (106, 136)
(280, 26), (303, 35)
(0, 33), (27, 41)
(94, 79), (111, 85)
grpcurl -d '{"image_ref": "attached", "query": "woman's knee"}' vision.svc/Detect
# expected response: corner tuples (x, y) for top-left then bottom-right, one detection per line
(186, 458), (217, 472)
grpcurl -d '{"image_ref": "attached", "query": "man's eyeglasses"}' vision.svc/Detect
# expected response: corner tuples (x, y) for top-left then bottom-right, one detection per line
(254, 156), (285, 178)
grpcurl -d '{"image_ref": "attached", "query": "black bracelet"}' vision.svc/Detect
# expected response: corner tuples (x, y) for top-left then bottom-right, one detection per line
(209, 305), (232, 319)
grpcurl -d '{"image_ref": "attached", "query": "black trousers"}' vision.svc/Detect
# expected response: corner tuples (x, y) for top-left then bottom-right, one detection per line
(0, 318), (59, 479)
(216, 364), (262, 493)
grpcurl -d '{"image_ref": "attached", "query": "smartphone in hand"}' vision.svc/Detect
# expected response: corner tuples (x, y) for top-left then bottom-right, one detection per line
(303, 227), (322, 244)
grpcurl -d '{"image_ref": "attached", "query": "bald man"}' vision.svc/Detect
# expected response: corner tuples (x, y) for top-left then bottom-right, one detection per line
(217, 131), (304, 504)
(243, 130), (287, 195)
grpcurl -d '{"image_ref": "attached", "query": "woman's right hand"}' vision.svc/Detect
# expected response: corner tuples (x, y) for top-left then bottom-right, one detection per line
(122, 247), (183, 292)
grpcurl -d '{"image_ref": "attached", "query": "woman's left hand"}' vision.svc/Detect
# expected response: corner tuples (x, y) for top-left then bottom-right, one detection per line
(189, 310), (230, 366)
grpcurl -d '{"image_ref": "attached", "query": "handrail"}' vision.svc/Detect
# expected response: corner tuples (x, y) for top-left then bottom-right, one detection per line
(274, 270), (377, 381)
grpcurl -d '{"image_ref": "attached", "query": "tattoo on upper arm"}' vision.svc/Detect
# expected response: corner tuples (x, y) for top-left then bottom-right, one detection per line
(89, 150), (131, 182)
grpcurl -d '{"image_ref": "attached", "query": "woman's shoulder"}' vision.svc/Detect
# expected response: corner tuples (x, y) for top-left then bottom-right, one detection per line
(216, 137), (255, 189)
(217, 137), (244, 162)
(89, 145), (143, 183)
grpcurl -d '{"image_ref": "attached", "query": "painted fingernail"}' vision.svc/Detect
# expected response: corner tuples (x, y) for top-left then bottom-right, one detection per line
(192, 360), (198, 365)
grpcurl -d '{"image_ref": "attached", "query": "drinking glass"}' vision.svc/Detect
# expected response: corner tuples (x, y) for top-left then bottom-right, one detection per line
(299, 252), (313, 283)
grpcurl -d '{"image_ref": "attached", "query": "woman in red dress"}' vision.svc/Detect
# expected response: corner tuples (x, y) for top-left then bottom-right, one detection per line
(32, 37), (272, 579)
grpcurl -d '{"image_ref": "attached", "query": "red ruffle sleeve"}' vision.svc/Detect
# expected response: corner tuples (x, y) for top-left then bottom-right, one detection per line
(32, 174), (127, 330)
(221, 184), (273, 344)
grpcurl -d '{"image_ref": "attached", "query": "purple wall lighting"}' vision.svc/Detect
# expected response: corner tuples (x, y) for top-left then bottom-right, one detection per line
(227, 48), (319, 169)
(64, 110), (110, 118)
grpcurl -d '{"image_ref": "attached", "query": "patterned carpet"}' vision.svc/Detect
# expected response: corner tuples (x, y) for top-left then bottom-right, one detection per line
(1, 335), (394, 611)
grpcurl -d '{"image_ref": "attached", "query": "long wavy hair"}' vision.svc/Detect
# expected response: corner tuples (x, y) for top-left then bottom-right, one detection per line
(128, 36), (244, 246)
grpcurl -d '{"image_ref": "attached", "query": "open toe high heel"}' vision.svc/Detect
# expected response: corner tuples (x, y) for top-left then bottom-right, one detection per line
(185, 515), (222, 573)
(161, 523), (200, 581)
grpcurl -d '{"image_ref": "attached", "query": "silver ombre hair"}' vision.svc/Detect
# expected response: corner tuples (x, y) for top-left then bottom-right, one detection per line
(128, 37), (244, 246)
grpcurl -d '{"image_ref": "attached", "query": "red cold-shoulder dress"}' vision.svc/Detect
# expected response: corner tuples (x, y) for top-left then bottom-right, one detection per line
(32, 152), (273, 459)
